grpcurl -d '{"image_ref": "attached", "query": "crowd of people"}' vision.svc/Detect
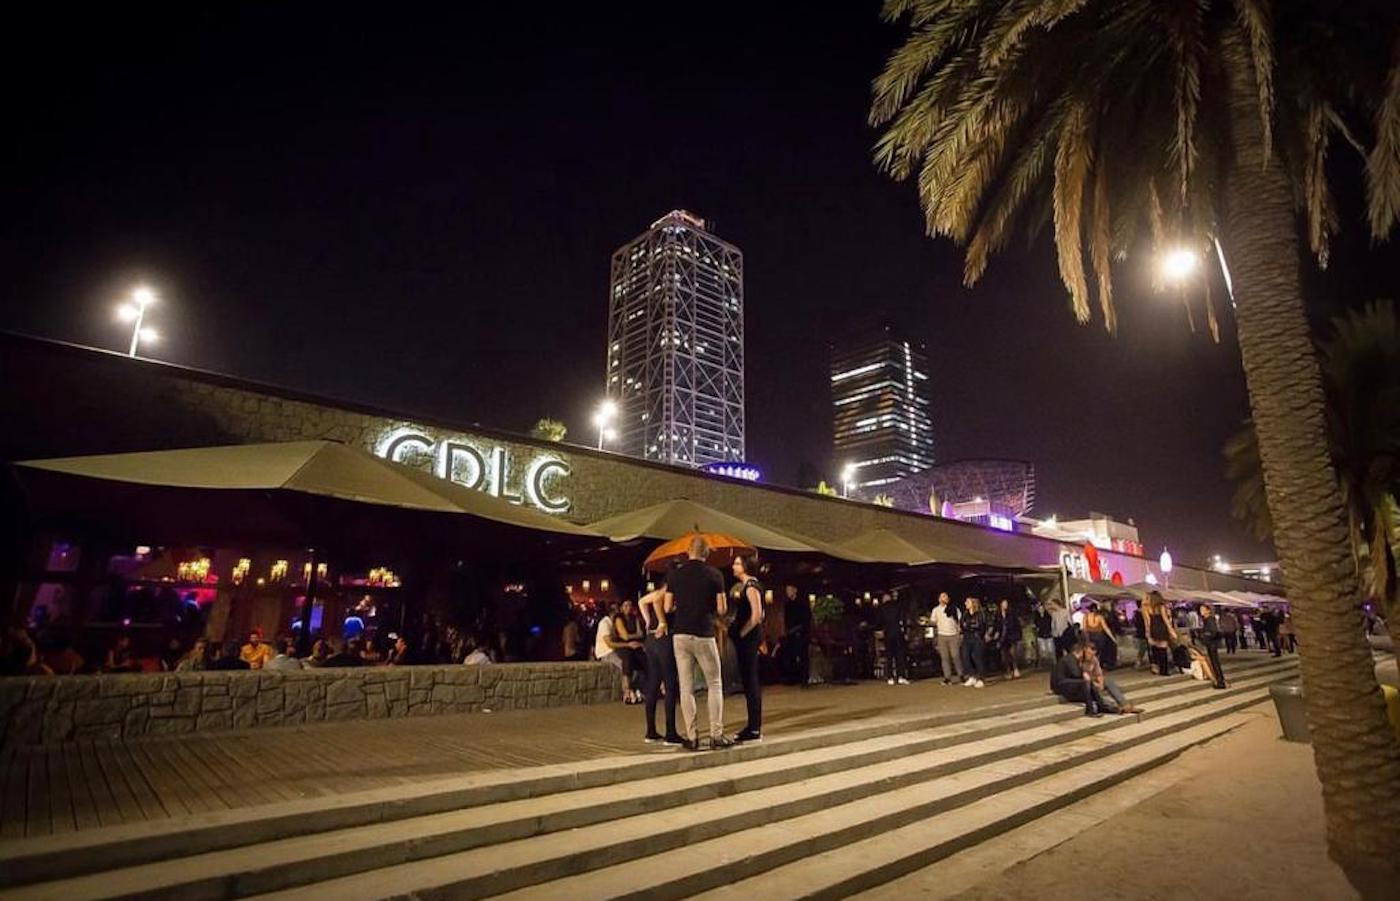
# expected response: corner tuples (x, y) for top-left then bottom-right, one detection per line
(0, 622), (501, 677)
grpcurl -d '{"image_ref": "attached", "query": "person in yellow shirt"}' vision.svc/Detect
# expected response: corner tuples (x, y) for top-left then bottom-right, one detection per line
(239, 630), (274, 669)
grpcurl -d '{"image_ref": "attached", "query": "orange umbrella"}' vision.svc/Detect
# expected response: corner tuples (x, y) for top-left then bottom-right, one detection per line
(643, 531), (755, 573)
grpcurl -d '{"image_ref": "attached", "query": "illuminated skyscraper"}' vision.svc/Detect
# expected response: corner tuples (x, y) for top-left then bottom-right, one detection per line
(830, 321), (935, 491)
(605, 210), (745, 467)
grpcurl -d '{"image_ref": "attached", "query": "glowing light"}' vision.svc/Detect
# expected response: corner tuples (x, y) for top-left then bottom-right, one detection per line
(117, 285), (160, 357)
(231, 558), (251, 585)
(132, 286), (157, 307)
(1144, 572), (1159, 586)
(118, 305), (138, 322)
(138, 327), (158, 343)
(1159, 550), (1173, 574)
(1160, 248), (1199, 283)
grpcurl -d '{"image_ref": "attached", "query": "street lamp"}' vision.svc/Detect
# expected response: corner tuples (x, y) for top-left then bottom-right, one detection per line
(592, 399), (619, 450)
(116, 285), (159, 358)
(1159, 549), (1173, 589)
(1159, 247), (1199, 285)
(840, 463), (857, 498)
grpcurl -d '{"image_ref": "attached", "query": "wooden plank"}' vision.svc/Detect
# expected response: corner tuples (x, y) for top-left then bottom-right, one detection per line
(127, 740), (190, 818)
(196, 740), (279, 809)
(62, 742), (100, 831)
(0, 750), (28, 838)
(75, 741), (124, 828)
(161, 736), (237, 811)
(142, 739), (222, 816)
(45, 748), (75, 834)
(91, 742), (142, 824)
(111, 743), (165, 821)
(220, 733), (304, 804)
(25, 750), (50, 838)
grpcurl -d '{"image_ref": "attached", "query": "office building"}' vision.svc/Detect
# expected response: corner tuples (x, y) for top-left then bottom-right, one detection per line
(605, 210), (744, 467)
(831, 321), (934, 491)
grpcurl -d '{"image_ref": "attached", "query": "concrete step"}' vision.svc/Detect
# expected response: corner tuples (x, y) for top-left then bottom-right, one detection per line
(499, 697), (1271, 901)
(0, 653), (1290, 891)
(689, 711), (1259, 901)
(231, 664), (1295, 900)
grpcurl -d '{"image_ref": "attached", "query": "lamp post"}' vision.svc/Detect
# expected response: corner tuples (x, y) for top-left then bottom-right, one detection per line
(592, 399), (619, 450)
(840, 463), (857, 499)
(1159, 549), (1173, 589)
(116, 286), (159, 358)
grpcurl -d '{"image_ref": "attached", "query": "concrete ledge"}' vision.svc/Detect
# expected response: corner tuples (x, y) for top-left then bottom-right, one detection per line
(0, 662), (622, 749)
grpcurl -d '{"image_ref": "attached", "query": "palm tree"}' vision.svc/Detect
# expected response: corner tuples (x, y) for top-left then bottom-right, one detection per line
(1227, 302), (1400, 653)
(871, 0), (1400, 880)
(529, 418), (568, 442)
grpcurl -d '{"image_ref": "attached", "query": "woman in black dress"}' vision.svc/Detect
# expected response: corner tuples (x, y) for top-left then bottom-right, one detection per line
(996, 598), (1023, 679)
(728, 556), (765, 742)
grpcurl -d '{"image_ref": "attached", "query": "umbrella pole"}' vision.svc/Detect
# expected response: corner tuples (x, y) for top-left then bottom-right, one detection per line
(298, 548), (319, 656)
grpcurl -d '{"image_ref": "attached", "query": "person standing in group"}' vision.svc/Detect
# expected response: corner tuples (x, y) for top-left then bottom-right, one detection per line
(959, 596), (988, 688)
(1049, 600), (1074, 658)
(639, 583), (683, 747)
(878, 591), (911, 685)
(1146, 591), (1178, 676)
(1032, 601), (1056, 667)
(1262, 609), (1282, 656)
(1219, 608), (1240, 655)
(1196, 604), (1228, 689)
(996, 598), (1023, 679)
(664, 537), (734, 751)
(782, 584), (812, 687)
(932, 592), (963, 684)
(594, 601), (643, 703)
(728, 556), (765, 743)
(1250, 612), (1267, 651)
(1081, 602), (1117, 669)
(1131, 602), (1151, 669)
(1278, 613), (1297, 653)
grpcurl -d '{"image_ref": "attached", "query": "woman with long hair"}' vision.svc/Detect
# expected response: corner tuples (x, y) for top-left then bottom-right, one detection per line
(728, 555), (765, 742)
(1144, 592), (1178, 676)
(959, 597), (988, 688)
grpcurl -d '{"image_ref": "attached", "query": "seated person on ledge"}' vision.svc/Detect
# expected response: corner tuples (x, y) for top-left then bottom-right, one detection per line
(1078, 641), (1142, 714)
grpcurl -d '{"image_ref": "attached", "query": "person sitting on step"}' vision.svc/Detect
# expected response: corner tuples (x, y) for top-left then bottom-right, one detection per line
(1050, 638), (1115, 717)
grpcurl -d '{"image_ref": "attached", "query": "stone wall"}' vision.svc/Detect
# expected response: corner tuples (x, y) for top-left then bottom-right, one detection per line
(0, 662), (622, 749)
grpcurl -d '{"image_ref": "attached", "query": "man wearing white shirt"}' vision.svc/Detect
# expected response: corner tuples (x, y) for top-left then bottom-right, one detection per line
(932, 592), (963, 685)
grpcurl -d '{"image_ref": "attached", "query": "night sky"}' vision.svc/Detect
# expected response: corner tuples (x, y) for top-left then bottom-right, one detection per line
(6, 3), (1396, 567)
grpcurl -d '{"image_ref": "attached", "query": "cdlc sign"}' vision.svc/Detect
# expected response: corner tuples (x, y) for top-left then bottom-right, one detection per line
(375, 428), (572, 514)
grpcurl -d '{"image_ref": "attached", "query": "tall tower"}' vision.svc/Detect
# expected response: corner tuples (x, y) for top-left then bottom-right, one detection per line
(606, 210), (745, 467)
(830, 320), (935, 492)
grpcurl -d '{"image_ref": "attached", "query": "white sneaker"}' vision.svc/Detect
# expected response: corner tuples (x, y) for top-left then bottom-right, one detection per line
(963, 677), (975, 687)
(887, 678), (896, 685)
(975, 679), (986, 688)
(897, 677), (910, 685)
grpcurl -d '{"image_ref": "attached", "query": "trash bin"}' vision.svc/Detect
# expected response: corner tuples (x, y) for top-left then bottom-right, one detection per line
(1270, 683), (1311, 743)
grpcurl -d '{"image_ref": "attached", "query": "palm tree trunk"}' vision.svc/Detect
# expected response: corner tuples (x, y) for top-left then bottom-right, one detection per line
(1219, 31), (1400, 884)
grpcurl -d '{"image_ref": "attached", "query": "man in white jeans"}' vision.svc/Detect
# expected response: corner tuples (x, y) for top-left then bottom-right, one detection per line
(662, 536), (734, 751)
(932, 592), (963, 685)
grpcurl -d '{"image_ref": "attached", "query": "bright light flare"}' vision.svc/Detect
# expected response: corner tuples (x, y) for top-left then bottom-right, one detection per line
(138, 327), (158, 343)
(601, 427), (617, 443)
(132, 286), (157, 306)
(1159, 248), (1199, 283)
(117, 305), (139, 322)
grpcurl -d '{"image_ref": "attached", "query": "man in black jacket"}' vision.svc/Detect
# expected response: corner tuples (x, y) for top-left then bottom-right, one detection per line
(1050, 642), (1114, 716)
(1195, 605), (1228, 689)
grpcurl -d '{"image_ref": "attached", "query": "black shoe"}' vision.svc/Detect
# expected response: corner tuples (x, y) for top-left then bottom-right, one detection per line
(644, 733), (664, 744)
(711, 735), (737, 750)
(735, 730), (762, 743)
(1213, 683), (1228, 690)
(663, 734), (685, 746)
(682, 738), (704, 752)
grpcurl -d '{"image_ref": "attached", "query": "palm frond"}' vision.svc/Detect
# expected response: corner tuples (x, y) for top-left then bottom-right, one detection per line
(1303, 101), (1337, 267)
(1234, 0), (1276, 163)
(1367, 36), (1400, 238)
(1090, 156), (1117, 332)
(870, 5), (980, 126)
(980, 0), (1089, 71)
(1052, 101), (1094, 323)
(1160, 0), (1206, 200)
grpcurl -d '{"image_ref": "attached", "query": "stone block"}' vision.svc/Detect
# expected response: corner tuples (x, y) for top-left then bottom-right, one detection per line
(173, 687), (201, 716)
(326, 702), (362, 722)
(26, 680), (57, 701)
(232, 702), (257, 729)
(257, 687), (284, 713)
(151, 690), (176, 706)
(324, 678), (360, 707)
(39, 707), (74, 744)
(366, 694), (389, 718)
(124, 706), (150, 736)
(55, 679), (100, 702)
(202, 694), (232, 712)
(456, 666), (480, 686)
(75, 723), (123, 742)
(74, 698), (128, 726)
(196, 710), (232, 732)
(231, 676), (260, 699)
(478, 667), (503, 688)
(144, 716), (194, 737)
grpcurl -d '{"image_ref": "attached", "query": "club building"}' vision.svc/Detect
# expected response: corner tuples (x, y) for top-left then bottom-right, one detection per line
(1, 330), (1271, 594)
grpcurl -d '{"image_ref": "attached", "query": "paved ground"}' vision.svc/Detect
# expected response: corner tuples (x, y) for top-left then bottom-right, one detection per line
(0, 651), (1285, 840)
(861, 702), (1356, 901)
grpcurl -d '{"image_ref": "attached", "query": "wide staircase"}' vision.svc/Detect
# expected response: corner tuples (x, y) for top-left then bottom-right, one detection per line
(0, 653), (1299, 900)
